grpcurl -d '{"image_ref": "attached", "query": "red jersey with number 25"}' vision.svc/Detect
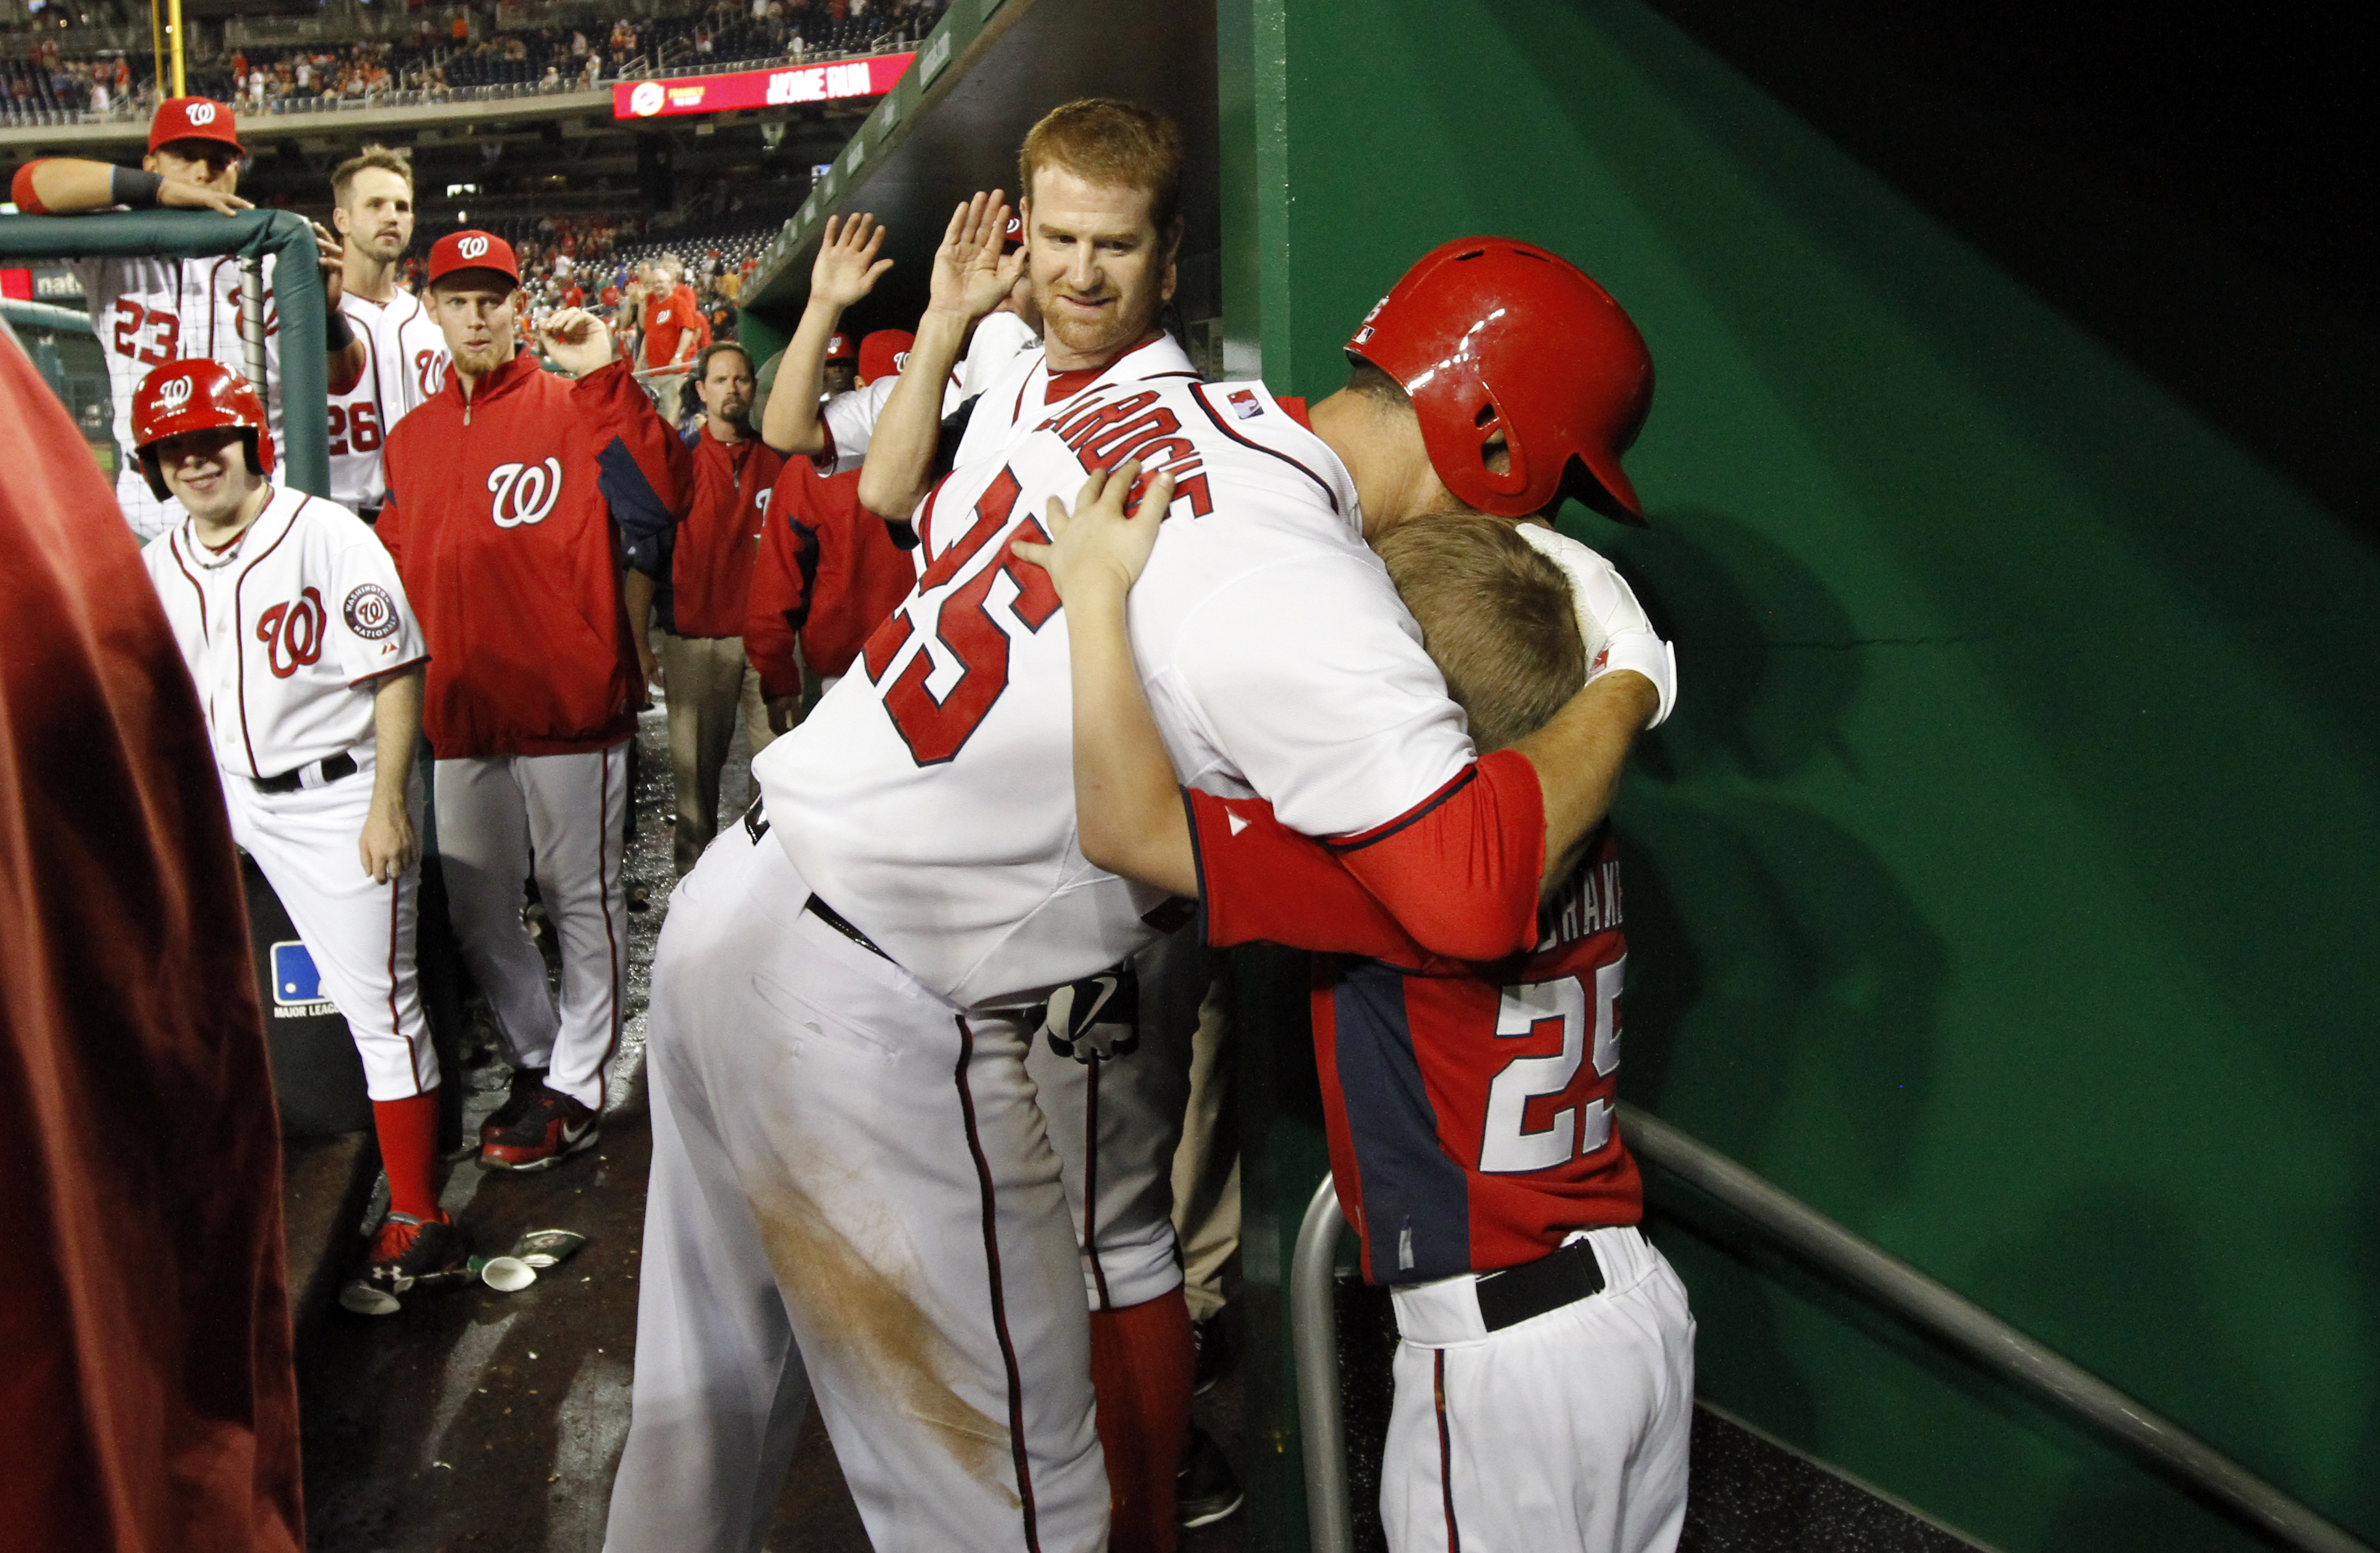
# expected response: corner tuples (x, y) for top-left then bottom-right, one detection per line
(1188, 770), (1643, 1284)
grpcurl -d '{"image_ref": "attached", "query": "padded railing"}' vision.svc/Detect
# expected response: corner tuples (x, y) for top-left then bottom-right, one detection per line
(1291, 1102), (2377, 1553)
(0, 207), (328, 494)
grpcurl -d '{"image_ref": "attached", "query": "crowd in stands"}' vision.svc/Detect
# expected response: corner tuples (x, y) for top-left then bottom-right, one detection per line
(3, 0), (947, 124)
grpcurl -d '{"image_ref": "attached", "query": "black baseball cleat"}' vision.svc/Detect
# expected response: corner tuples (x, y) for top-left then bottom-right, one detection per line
(479, 1063), (549, 1145)
(1191, 1312), (1232, 1397)
(1176, 1426), (1245, 1530)
(479, 1083), (600, 1171)
(360, 1212), (469, 1306)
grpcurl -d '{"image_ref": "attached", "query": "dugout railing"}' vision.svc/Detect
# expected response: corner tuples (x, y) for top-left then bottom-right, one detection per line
(0, 207), (328, 494)
(1289, 1109), (2377, 1553)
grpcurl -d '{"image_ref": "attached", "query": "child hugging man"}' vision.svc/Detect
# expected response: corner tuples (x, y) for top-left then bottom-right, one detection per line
(1017, 469), (1695, 1553)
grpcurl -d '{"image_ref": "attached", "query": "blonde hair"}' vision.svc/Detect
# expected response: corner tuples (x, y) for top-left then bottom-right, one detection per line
(1373, 514), (1585, 752)
(330, 143), (414, 206)
(1018, 98), (1184, 235)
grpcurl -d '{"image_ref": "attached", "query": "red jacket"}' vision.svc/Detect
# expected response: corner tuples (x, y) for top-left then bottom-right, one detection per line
(379, 354), (688, 757)
(669, 424), (783, 639)
(745, 460), (914, 693)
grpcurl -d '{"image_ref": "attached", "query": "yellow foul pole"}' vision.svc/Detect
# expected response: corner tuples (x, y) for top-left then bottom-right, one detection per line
(167, 0), (185, 98)
(148, 0), (163, 100)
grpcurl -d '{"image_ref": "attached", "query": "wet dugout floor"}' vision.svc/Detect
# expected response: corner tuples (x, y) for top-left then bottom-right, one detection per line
(300, 704), (1252, 1552)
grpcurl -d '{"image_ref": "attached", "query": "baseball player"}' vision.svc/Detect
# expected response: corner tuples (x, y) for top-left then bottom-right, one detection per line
(377, 230), (687, 1172)
(324, 144), (450, 522)
(743, 458), (915, 734)
(644, 339), (784, 874)
(1025, 484), (1692, 1550)
(822, 326), (859, 398)
(8, 96), (343, 540)
(128, 358), (460, 1302)
(606, 98), (1667, 1553)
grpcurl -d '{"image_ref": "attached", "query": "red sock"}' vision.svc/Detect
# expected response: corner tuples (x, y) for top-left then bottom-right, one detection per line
(1089, 1288), (1196, 1553)
(372, 1089), (445, 1223)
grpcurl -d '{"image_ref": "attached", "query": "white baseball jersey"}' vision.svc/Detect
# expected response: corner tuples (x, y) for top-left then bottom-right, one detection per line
(815, 369), (966, 475)
(142, 484), (426, 779)
(80, 254), (282, 540)
(959, 309), (1041, 401)
(328, 287), (451, 515)
(753, 336), (1475, 1008)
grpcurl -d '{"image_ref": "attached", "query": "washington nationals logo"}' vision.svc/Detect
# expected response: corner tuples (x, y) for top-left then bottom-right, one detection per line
(416, 348), (447, 397)
(185, 101), (217, 126)
(155, 373), (194, 409)
(343, 583), (399, 641)
(258, 588), (326, 679)
(458, 234), (492, 261)
(488, 458), (563, 528)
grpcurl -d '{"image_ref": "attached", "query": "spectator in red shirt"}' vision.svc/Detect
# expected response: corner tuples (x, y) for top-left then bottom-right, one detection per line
(641, 342), (785, 873)
(637, 253), (708, 427)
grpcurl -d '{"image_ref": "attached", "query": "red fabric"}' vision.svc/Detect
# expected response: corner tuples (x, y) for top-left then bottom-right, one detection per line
(1198, 749), (1544, 963)
(379, 354), (691, 756)
(10, 161), (51, 215)
(1191, 788), (1642, 1275)
(371, 1091), (443, 1222)
(673, 427), (784, 638)
(0, 328), (303, 1550)
(639, 283), (705, 372)
(1087, 1292), (1193, 1553)
(745, 460), (914, 692)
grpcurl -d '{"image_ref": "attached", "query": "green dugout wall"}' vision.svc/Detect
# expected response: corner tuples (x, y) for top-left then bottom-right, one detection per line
(1223, 2), (2378, 1550)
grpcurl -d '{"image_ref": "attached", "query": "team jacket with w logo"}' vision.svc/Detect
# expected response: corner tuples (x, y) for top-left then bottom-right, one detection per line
(752, 336), (1482, 1009)
(141, 486), (425, 779)
(377, 354), (689, 758)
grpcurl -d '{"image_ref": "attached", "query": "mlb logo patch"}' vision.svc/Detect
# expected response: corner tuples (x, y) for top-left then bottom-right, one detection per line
(1228, 388), (1263, 420)
(271, 940), (323, 1005)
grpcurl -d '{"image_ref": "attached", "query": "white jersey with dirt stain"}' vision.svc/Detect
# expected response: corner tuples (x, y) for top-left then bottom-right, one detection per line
(752, 334), (1474, 1008)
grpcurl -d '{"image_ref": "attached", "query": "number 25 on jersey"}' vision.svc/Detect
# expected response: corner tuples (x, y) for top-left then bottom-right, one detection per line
(1480, 959), (1624, 1174)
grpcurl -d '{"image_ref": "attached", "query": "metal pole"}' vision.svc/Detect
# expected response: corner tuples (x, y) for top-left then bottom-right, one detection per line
(148, 0), (163, 105)
(1291, 1174), (1356, 1553)
(237, 253), (266, 398)
(168, 0), (184, 98)
(1619, 1103), (2376, 1553)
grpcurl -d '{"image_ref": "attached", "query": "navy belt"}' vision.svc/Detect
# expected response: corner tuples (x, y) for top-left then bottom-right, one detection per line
(253, 750), (358, 795)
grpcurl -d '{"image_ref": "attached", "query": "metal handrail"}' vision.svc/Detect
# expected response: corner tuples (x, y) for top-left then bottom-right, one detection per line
(1288, 1107), (2376, 1553)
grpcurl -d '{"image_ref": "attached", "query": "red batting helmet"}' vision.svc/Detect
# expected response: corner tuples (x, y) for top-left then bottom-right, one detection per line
(1347, 237), (1654, 524)
(132, 358), (273, 500)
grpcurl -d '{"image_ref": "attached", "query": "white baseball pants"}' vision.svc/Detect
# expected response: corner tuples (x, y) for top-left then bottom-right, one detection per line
(432, 741), (629, 1111)
(1024, 927), (1206, 1311)
(605, 816), (1108, 1553)
(220, 748), (436, 1100)
(1382, 1226), (1695, 1553)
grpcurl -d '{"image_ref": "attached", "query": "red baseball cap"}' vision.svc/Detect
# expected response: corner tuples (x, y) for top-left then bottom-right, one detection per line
(858, 329), (914, 386)
(825, 332), (856, 364)
(1003, 211), (1024, 250)
(148, 96), (243, 157)
(427, 229), (521, 289)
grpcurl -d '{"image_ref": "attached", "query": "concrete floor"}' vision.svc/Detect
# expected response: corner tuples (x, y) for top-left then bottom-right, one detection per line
(299, 703), (1252, 1552)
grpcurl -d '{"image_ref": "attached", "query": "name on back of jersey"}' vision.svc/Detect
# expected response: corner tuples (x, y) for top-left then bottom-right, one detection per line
(1034, 385), (1214, 516)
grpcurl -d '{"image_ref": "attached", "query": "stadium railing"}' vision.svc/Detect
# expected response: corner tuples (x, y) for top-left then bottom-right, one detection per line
(0, 207), (328, 495)
(1288, 1107), (2377, 1553)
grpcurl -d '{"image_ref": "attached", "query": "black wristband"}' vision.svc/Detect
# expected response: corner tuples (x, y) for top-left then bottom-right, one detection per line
(324, 306), (355, 350)
(109, 165), (165, 207)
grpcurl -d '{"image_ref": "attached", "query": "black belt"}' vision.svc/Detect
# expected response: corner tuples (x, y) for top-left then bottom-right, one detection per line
(1471, 1231), (1636, 1333)
(253, 750), (358, 795)
(805, 893), (892, 961)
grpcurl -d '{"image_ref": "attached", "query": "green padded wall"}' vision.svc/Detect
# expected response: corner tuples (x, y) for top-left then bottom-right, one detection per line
(1223, 2), (2379, 1549)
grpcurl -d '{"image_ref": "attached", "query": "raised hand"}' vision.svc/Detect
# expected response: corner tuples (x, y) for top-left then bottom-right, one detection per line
(312, 219), (346, 308)
(811, 213), (892, 308)
(1011, 460), (1174, 604)
(928, 190), (1027, 323)
(540, 307), (615, 377)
